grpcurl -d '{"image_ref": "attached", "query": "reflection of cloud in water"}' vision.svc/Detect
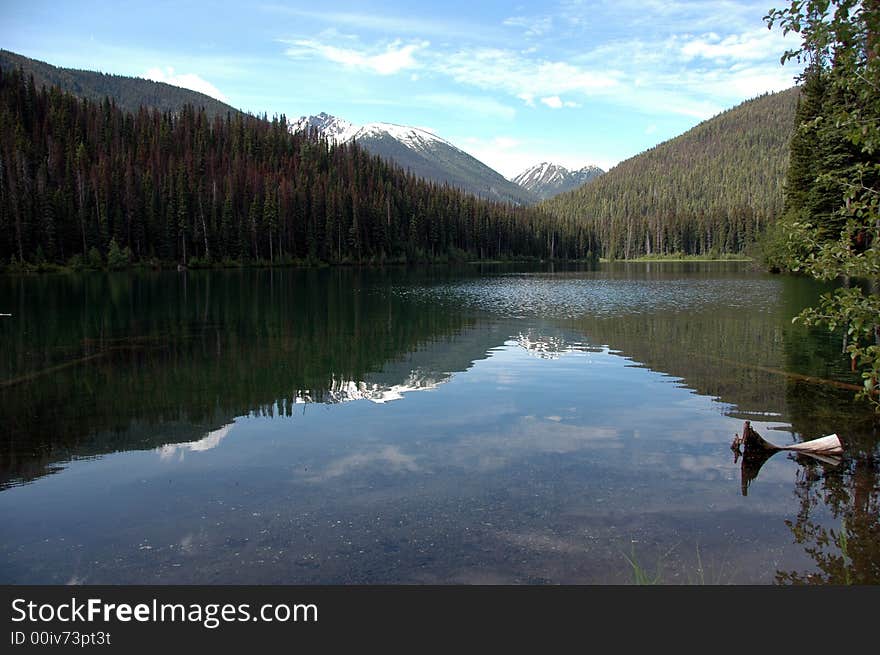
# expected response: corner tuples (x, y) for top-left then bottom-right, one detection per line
(678, 455), (728, 479)
(157, 424), (234, 461)
(454, 418), (621, 471)
(307, 446), (419, 482)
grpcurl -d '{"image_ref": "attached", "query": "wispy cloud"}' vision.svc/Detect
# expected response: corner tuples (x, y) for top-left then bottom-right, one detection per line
(282, 38), (428, 75)
(434, 47), (623, 100)
(143, 66), (229, 101)
(540, 95), (579, 109)
(503, 15), (554, 38)
(278, 16), (800, 125)
(413, 93), (516, 120)
(679, 27), (792, 62)
(263, 4), (493, 41)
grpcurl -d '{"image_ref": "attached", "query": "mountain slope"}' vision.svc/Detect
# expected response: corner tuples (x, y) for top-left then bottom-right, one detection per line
(0, 49), (239, 120)
(294, 113), (537, 205)
(512, 162), (604, 200)
(543, 87), (800, 258)
(0, 67), (584, 270)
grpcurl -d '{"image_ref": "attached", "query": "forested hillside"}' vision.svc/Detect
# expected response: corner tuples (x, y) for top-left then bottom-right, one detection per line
(0, 69), (592, 268)
(0, 49), (238, 121)
(544, 88), (800, 259)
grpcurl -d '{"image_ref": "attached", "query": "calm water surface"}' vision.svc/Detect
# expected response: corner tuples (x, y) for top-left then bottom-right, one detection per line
(1, 263), (878, 584)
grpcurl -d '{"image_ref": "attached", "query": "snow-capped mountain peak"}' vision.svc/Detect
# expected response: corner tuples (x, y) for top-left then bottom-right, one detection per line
(354, 122), (453, 153)
(291, 112), (537, 205)
(292, 114), (453, 154)
(510, 161), (604, 200)
(292, 112), (357, 143)
(512, 162), (569, 188)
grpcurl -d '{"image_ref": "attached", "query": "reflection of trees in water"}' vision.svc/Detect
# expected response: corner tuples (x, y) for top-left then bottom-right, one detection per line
(772, 273), (880, 584)
(563, 273), (880, 584)
(775, 443), (880, 584)
(5, 266), (880, 586)
(0, 269), (479, 487)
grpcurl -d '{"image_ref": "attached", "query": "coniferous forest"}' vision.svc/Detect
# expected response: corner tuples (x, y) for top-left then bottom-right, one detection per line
(0, 68), (595, 269)
(0, 49), (239, 122)
(543, 88), (800, 259)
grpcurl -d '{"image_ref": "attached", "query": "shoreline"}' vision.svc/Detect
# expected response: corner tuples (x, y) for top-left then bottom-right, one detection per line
(1, 255), (754, 275)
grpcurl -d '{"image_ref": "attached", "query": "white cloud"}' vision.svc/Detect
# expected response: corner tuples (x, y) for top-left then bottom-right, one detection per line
(539, 96), (581, 109)
(679, 27), (792, 62)
(265, 5), (492, 40)
(276, 10), (796, 122)
(143, 67), (229, 102)
(414, 93), (516, 120)
(434, 48), (623, 105)
(503, 15), (554, 38)
(284, 38), (428, 75)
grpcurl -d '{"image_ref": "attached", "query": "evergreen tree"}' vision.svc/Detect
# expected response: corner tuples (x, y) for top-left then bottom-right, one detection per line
(543, 89), (799, 259)
(0, 67), (591, 270)
(766, 0), (880, 409)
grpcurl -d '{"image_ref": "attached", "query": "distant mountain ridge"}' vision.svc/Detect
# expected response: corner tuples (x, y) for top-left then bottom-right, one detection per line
(293, 112), (537, 205)
(0, 49), (239, 120)
(511, 162), (604, 200)
(542, 87), (801, 258)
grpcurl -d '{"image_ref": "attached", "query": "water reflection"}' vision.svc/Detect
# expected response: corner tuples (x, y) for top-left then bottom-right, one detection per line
(157, 424), (234, 461)
(0, 265), (877, 584)
(776, 450), (880, 584)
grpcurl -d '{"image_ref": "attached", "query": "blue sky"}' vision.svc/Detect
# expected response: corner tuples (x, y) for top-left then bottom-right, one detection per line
(1, 1), (803, 176)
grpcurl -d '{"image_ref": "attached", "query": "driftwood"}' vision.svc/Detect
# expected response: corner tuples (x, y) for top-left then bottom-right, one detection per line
(732, 420), (844, 496)
(733, 420), (843, 456)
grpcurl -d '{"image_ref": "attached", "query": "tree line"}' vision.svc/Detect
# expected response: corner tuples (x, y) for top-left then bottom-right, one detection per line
(543, 88), (799, 259)
(0, 67), (596, 269)
(0, 49), (238, 122)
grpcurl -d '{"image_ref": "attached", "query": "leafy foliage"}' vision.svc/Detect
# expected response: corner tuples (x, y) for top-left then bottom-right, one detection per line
(765, 0), (880, 409)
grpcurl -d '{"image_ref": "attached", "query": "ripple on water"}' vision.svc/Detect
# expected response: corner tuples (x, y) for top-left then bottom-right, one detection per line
(405, 274), (783, 320)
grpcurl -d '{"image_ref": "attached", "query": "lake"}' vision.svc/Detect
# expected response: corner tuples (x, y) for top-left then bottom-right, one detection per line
(1, 263), (877, 584)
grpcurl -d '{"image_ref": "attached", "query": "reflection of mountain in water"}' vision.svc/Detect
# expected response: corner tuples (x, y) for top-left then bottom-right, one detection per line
(516, 330), (581, 360)
(298, 370), (448, 405)
(0, 269), (516, 487)
(2, 265), (875, 490)
(157, 423), (234, 460)
(558, 274), (874, 441)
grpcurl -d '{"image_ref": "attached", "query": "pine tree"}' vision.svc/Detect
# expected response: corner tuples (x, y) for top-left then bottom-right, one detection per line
(766, 0), (880, 408)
